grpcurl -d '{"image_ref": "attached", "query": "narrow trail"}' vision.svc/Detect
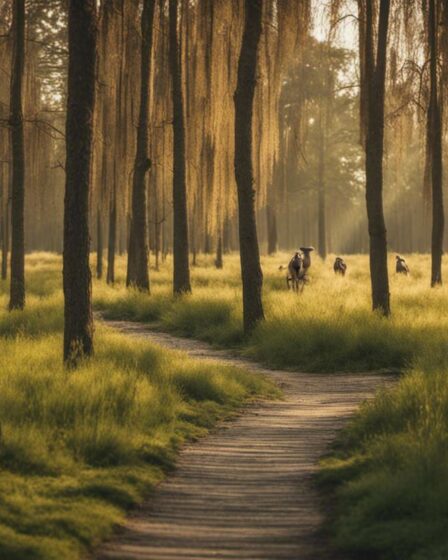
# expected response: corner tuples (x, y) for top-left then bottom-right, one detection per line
(96, 320), (393, 560)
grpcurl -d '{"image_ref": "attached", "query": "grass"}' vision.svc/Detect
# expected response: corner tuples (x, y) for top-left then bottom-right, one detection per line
(0, 255), (277, 559)
(4, 251), (448, 559)
(319, 364), (448, 560)
(95, 251), (448, 373)
(93, 250), (448, 559)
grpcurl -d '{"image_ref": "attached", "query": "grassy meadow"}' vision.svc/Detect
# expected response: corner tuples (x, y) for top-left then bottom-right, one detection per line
(97, 251), (448, 373)
(95, 251), (448, 560)
(0, 254), (276, 559)
(2, 251), (448, 559)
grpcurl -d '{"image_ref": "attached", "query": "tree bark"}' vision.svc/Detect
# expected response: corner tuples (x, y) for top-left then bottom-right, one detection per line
(107, 193), (116, 285)
(364, 0), (390, 315)
(215, 231), (223, 269)
(126, 0), (155, 291)
(154, 220), (161, 272)
(63, 0), (96, 365)
(222, 215), (231, 254)
(234, 0), (264, 333)
(96, 207), (103, 279)
(203, 231), (211, 254)
(0, 192), (4, 279)
(266, 165), (278, 255)
(9, 0), (25, 311)
(169, 0), (191, 294)
(191, 198), (197, 266)
(1, 172), (9, 280)
(428, 0), (444, 286)
(162, 218), (167, 262)
(266, 203), (277, 255)
(153, 184), (161, 272)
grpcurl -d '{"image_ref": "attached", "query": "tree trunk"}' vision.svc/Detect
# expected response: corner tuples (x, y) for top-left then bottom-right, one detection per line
(222, 217), (230, 253)
(191, 203), (197, 266)
(126, 0), (155, 291)
(154, 220), (160, 272)
(191, 232), (197, 265)
(317, 111), (326, 259)
(1, 174), (9, 280)
(234, 0), (264, 334)
(203, 231), (211, 254)
(317, 189), (326, 259)
(106, 193), (116, 285)
(266, 183), (278, 255)
(63, 0), (96, 365)
(428, 0), (444, 286)
(0, 193), (4, 280)
(96, 207), (103, 279)
(9, 0), (25, 311)
(364, 0), (390, 315)
(153, 187), (161, 272)
(215, 232), (223, 269)
(162, 219), (167, 262)
(169, 0), (191, 294)
(266, 206), (277, 255)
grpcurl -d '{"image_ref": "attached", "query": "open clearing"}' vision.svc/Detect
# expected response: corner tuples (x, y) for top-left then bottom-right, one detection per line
(96, 320), (392, 560)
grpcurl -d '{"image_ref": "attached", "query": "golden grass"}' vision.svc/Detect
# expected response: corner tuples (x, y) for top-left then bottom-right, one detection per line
(0, 257), (276, 559)
(4, 251), (448, 559)
(95, 251), (448, 372)
(92, 250), (448, 559)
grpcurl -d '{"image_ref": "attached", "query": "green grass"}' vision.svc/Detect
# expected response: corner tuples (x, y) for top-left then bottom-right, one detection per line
(5, 251), (448, 559)
(93, 250), (448, 559)
(0, 257), (277, 559)
(319, 364), (448, 560)
(95, 251), (448, 373)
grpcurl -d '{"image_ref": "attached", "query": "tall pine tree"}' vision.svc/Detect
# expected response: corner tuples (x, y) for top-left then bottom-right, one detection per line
(63, 0), (97, 365)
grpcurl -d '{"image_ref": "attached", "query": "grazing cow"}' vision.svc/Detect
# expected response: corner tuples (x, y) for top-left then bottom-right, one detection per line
(334, 257), (347, 276)
(396, 255), (410, 275)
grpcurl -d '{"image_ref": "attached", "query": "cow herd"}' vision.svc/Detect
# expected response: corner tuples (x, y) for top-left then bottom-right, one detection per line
(281, 249), (410, 292)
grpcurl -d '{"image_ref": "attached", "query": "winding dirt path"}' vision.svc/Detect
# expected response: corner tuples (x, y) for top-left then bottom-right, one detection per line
(96, 320), (393, 560)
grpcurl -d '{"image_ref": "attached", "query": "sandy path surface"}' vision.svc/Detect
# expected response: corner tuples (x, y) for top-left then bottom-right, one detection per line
(95, 320), (393, 560)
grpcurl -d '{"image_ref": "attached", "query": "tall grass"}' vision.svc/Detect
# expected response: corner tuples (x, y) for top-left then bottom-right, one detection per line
(95, 251), (448, 373)
(5, 252), (448, 559)
(0, 258), (276, 559)
(319, 364), (448, 559)
(93, 251), (448, 559)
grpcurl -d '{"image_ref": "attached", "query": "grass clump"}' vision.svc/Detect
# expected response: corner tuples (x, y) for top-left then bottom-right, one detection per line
(0, 259), (276, 559)
(319, 365), (448, 559)
(161, 292), (243, 347)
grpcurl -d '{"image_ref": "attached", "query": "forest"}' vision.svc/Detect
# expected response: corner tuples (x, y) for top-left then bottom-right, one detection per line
(1, 0), (448, 559)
